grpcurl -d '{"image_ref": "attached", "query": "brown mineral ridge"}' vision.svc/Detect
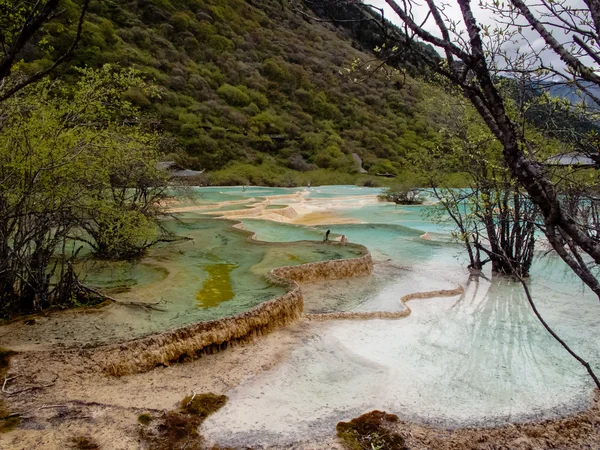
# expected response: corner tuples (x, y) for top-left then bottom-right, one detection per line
(303, 390), (600, 449)
(87, 251), (373, 377)
(306, 285), (465, 321)
(2, 330), (598, 450)
(1, 223), (598, 448)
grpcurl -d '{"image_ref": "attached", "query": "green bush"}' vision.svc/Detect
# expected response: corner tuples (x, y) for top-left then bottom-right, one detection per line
(170, 12), (192, 31)
(208, 35), (235, 52)
(27, 0), (451, 182)
(216, 83), (251, 106)
(262, 57), (289, 82)
(378, 182), (424, 205)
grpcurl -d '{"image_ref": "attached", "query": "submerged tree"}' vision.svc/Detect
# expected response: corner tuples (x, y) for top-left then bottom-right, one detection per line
(295, 0), (600, 390)
(385, 0), (600, 297)
(422, 98), (540, 277)
(0, 64), (169, 317)
(298, 0), (600, 298)
(378, 181), (423, 205)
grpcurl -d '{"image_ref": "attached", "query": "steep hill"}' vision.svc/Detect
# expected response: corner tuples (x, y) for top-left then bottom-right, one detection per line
(22, 0), (448, 185)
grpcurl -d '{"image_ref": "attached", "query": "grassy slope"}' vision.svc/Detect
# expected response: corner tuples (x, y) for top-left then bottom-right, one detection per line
(23, 0), (450, 186)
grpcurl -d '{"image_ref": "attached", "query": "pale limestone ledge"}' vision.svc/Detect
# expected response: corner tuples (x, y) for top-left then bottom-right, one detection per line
(305, 285), (464, 321)
(81, 216), (461, 375)
(91, 243), (373, 376)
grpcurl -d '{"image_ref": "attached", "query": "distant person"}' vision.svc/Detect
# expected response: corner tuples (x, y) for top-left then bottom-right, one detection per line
(340, 235), (348, 245)
(420, 232), (431, 240)
(324, 229), (330, 242)
(307, 180), (311, 188)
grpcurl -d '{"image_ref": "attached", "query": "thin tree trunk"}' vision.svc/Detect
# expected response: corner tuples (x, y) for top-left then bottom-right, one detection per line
(517, 275), (600, 389)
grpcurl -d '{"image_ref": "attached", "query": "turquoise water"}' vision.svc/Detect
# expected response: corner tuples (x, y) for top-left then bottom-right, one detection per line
(9, 185), (599, 440)
(201, 186), (600, 446)
(6, 215), (364, 347)
(176, 185), (382, 206)
(84, 217), (362, 312)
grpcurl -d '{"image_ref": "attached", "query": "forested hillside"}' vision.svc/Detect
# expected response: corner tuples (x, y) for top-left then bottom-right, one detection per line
(18, 0), (448, 185)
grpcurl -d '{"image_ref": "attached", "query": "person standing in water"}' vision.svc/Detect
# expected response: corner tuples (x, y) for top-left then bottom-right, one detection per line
(324, 229), (330, 242)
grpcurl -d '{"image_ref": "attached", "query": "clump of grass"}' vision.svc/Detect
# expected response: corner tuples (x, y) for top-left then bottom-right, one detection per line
(139, 393), (227, 450)
(336, 410), (407, 450)
(69, 435), (100, 450)
(0, 348), (16, 371)
(0, 348), (17, 433)
(140, 411), (202, 450)
(138, 412), (153, 425)
(0, 416), (19, 433)
(180, 393), (228, 418)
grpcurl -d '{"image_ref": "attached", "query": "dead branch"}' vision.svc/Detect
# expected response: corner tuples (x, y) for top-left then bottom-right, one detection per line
(37, 404), (68, 410)
(2, 374), (58, 396)
(75, 281), (117, 302)
(2, 375), (17, 393)
(185, 390), (197, 408)
(116, 300), (168, 312)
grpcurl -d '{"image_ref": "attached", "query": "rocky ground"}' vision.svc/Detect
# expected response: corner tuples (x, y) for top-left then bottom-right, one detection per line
(0, 318), (598, 450)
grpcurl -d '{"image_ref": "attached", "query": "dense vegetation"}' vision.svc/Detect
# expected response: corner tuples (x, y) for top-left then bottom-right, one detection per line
(0, 65), (170, 317)
(15, 0), (449, 185)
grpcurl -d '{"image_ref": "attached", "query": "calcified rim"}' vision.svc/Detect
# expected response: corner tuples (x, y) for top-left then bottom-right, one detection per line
(305, 285), (464, 321)
(89, 218), (471, 376)
(91, 218), (373, 376)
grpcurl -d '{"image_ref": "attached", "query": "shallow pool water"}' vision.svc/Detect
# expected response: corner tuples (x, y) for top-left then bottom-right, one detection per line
(6, 185), (599, 444)
(83, 217), (362, 317)
(1, 214), (364, 349)
(199, 186), (600, 447)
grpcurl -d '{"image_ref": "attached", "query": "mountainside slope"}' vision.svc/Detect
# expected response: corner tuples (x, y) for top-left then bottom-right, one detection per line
(22, 0), (447, 185)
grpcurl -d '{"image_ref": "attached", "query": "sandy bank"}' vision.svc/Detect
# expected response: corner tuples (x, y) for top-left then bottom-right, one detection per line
(167, 191), (373, 225)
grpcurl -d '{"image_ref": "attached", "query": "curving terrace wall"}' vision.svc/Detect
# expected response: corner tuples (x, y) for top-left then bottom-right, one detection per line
(270, 252), (372, 284)
(306, 285), (464, 321)
(94, 249), (373, 376)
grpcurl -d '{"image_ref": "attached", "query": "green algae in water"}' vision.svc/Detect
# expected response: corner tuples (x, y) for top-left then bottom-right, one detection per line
(79, 260), (168, 293)
(196, 264), (238, 308)
(287, 253), (303, 262)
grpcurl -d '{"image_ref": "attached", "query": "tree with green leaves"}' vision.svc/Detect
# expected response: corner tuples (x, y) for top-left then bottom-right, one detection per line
(300, 0), (600, 299)
(378, 181), (423, 205)
(420, 92), (540, 277)
(0, 64), (169, 317)
(378, 0), (600, 299)
(0, 0), (89, 101)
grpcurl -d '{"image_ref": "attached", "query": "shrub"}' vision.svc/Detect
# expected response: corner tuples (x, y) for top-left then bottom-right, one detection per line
(138, 413), (153, 425)
(288, 153), (315, 171)
(312, 144), (345, 169)
(248, 89), (269, 109)
(207, 35), (235, 52)
(249, 110), (288, 134)
(262, 57), (289, 82)
(359, 178), (381, 187)
(378, 182), (424, 205)
(336, 410), (406, 450)
(216, 83), (251, 106)
(170, 12), (192, 32)
(369, 160), (398, 176)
